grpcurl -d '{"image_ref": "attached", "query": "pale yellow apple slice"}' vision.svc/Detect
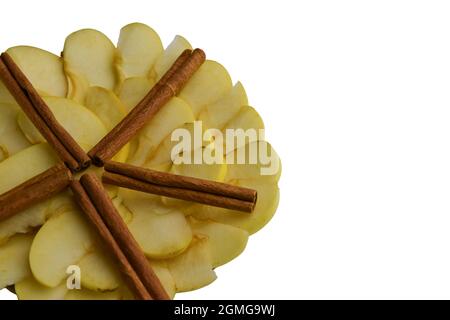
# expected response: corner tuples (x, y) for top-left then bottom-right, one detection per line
(15, 277), (68, 300)
(145, 122), (210, 172)
(18, 97), (107, 151)
(0, 103), (30, 161)
(0, 233), (33, 289)
(111, 144), (131, 164)
(83, 86), (130, 163)
(130, 97), (195, 166)
(78, 249), (121, 291)
(6, 46), (67, 97)
(0, 201), (49, 244)
(112, 196), (133, 224)
(0, 143), (58, 242)
(170, 155), (227, 182)
(0, 192), (73, 244)
(118, 77), (154, 111)
(63, 29), (120, 96)
(198, 82), (248, 130)
(193, 180), (280, 235)
(179, 60), (232, 116)
(168, 237), (217, 292)
(16, 113), (41, 144)
(65, 70), (90, 103)
(17, 277), (122, 300)
(0, 143), (58, 194)
(84, 86), (126, 130)
(65, 288), (122, 300)
(190, 219), (249, 268)
(154, 35), (192, 80)
(29, 208), (95, 287)
(121, 189), (192, 259)
(223, 106), (264, 138)
(148, 260), (176, 299)
(142, 137), (173, 172)
(117, 23), (163, 79)
(0, 80), (15, 104)
(225, 141), (281, 183)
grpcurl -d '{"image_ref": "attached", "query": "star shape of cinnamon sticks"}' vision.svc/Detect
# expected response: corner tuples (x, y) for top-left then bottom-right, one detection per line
(0, 49), (257, 300)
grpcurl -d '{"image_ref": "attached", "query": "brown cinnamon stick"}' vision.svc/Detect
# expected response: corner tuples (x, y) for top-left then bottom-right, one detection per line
(0, 163), (72, 222)
(105, 161), (257, 202)
(103, 161), (257, 213)
(0, 53), (90, 171)
(70, 180), (152, 300)
(79, 173), (170, 300)
(88, 49), (206, 166)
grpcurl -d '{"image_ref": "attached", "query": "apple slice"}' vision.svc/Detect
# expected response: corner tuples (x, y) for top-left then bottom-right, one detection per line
(29, 207), (95, 287)
(121, 189), (192, 259)
(0, 143), (57, 194)
(130, 97), (195, 166)
(190, 219), (249, 268)
(78, 249), (121, 291)
(225, 141), (281, 183)
(84, 86), (126, 130)
(145, 122), (210, 172)
(167, 237), (217, 292)
(15, 277), (68, 300)
(223, 106), (264, 138)
(193, 180), (280, 235)
(65, 69), (90, 103)
(0, 200), (49, 244)
(6, 46), (67, 97)
(179, 60), (232, 116)
(143, 134), (177, 172)
(0, 233), (33, 289)
(65, 288), (122, 300)
(0, 191), (73, 244)
(112, 195), (133, 224)
(111, 143), (131, 164)
(118, 77), (154, 111)
(16, 276), (122, 300)
(0, 103), (30, 161)
(18, 97), (107, 151)
(149, 260), (176, 299)
(170, 155), (227, 182)
(16, 113), (41, 144)
(154, 35), (192, 80)
(198, 82), (248, 130)
(63, 29), (120, 97)
(117, 23), (163, 79)
(0, 143), (58, 241)
(0, 79), (15, 104)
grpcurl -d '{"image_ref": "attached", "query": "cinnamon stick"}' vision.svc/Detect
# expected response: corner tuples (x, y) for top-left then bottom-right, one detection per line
(103, 161), (257, 213)
(70, 180), (152, 300)
(89, 49), (206, 166)
(0, 53), (90, 171)
(0, 163), (72, 222)
(79, 173), (170, 300)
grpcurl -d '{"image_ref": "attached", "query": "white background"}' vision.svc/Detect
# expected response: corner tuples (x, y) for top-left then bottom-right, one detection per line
(2, 0), (450, 300)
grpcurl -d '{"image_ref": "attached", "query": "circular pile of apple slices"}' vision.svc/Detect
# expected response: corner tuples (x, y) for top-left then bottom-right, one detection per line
(0, 23), (281, 300)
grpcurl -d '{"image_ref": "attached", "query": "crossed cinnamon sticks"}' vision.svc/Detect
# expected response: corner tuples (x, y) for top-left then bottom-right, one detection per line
(0, 48), (257, 300)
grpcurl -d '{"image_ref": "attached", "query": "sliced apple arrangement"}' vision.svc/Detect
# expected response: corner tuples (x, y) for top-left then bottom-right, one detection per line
(0, 23), (281, 300)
